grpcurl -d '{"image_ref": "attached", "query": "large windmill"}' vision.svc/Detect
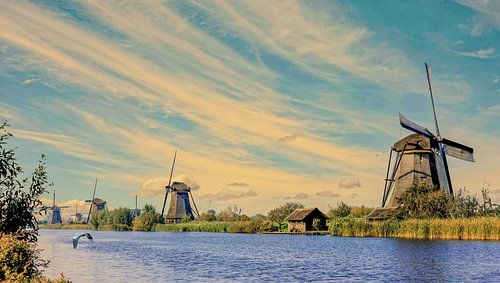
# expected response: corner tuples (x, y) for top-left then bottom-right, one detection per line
(160, 151), (200, 223)
(85, 178), (107, 223)
(380, 63), (474, 208)
(43, 191), (69, 224)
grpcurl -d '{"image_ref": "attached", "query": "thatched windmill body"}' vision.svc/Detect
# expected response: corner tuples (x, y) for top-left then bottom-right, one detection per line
(160, 151), (200, 223)
(85, 178), (107, 223)
(44, 191), (69, 224)
(381, 63), (475, 208)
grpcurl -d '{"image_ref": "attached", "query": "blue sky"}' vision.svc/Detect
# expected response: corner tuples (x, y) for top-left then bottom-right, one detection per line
(0, 0), (499, 215)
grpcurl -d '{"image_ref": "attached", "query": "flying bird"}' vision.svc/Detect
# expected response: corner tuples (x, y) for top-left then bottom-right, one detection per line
(72, 232), (93, 249)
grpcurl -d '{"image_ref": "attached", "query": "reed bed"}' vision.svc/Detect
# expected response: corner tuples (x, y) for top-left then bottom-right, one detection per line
(40, 223), (92, 230)
(155, 221), (231, 233)
(329, 217), (500, 240)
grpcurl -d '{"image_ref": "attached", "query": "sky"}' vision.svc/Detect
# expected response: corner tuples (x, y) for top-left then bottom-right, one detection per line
(0, 0), (499, 217)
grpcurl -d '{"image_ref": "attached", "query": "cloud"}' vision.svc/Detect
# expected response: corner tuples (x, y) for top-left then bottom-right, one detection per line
(40, 197), (89, 220)
(21, 78), (36, 85)
(283, 192), (309, 200)
(199, 188), (258, 201)
(277, 134), (299, 143)
(338, 178), (362, 189)
(226, 182), (249, 187)
(138, 174), (200, 198)
(453, 47), (496, 59)
(316, 190), (340, 198)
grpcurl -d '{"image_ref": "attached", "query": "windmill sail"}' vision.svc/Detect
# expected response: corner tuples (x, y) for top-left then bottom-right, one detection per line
(441, 138), (474, 162)
(399, 113), (435, 138)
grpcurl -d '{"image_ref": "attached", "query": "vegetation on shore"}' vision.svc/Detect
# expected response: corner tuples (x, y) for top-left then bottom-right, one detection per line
(0, 121), (70, 282)
(330, 217), (500, 240)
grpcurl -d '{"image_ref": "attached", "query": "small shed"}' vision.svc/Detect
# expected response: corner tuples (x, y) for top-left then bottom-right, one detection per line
(286, 208), (328, 232)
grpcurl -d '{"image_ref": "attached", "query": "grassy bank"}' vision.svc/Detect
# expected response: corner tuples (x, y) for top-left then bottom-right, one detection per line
(155, 221), (279, 233)
(155, 221), (231, 232)
(40, 223), (130, 231)
(330, 217), (500, 240)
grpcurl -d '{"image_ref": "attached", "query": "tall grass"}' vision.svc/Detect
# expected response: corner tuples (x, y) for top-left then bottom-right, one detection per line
(154, 221), (278, 233)
(40, 224), (92, 230)
(330, 217), (500, 240)
(155, 221), (231, 232)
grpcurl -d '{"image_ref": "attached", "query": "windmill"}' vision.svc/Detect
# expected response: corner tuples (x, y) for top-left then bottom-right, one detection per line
(43, 191), (69, 224)
(85, 178), (107, 223)
(380, 63), (474, 209)
(160, 150), (200, 223)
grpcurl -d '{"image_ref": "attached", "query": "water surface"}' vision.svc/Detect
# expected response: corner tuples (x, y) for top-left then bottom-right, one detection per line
(39, 229), (500, 282)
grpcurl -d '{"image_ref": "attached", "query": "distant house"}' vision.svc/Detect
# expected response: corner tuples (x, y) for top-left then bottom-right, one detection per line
(286, 208), (328, 232)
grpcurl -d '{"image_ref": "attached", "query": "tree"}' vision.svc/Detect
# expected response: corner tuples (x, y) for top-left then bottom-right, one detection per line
(0, 121), (51, 242)
(132, 204), (160, 231)
(267, 202), (304, 224)
(396, 183), (452, 219)
(108, 207), (134, 227)
(216, 205), (240, 221)
(329, 202), (351, 218)
(452, 188), (479, 218)
(199, 211), (216, 221)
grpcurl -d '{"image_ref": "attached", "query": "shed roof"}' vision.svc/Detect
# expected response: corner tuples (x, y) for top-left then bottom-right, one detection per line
(286, 208), (327, 221)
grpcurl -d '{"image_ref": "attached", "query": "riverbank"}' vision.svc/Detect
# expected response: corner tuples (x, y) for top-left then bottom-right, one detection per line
(40, 217), (500, 240)
(39, 223), (129, 231)
(330, 217), (500, 240)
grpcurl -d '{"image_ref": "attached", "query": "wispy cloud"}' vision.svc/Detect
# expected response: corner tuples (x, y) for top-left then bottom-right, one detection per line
(452, 47), (496, 58)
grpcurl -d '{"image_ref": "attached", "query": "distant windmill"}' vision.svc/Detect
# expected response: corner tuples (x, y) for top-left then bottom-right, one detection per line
(85, 178), (107, 223)
(43, 191), (69, 224)
(160, 150), (200, 223)
(380, 63), (475, 208)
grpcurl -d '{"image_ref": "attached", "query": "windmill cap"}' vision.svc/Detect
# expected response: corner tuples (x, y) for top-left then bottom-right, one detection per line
(170, 182), (191, 192)
(393, 133), (432, 152)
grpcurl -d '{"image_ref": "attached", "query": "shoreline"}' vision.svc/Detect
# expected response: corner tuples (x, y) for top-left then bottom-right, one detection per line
(39, 217), (500, 241)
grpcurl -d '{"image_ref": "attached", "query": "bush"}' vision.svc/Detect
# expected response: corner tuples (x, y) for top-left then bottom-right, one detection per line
(0, 121), (51, 242)
(267, 202), (304, 223)
(396, 183), (452, 219)
(329, 202), (351, 218)
(132, 204), (160, 231)
(0, 233), (70, 282)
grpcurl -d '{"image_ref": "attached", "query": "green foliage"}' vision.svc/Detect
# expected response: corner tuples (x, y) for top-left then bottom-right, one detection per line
(452, 188), (479, 218)
(312, 218), (321, 231)
(0, 232), (48, 280)
(329, 202), (352, 218)
(180, 214), (193, 223)
(0, 121), (51, 242)
(329, 217), (500, 240)
(396, 183), (452, 219)
(108, 207), (134, 227)
(252, 214), (267, 221)
(216, 205), (240, 221)
(132, 204), (160, 231)
(155, 221), (230, 233)
(0, 233), (71, 282)
(198, 211), (216, 221)
(267, 202), (304, 223)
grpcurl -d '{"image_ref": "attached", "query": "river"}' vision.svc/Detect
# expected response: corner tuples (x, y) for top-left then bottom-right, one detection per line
(38, 229), (500, 282)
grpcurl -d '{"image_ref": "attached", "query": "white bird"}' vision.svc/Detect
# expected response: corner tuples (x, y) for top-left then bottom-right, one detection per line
(72, 232), (93, 249)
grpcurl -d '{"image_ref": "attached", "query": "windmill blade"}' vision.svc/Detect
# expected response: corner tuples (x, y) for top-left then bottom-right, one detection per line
(161, 150), (177, 219)
(399, 113), (436, 138)
(87, 178), (98, 223)
(441, 138), (474, 162)
(425, 63), (441, 137)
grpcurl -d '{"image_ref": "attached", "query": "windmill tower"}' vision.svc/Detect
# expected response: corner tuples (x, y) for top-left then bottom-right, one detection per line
(380, 63), (475, 208)
(160, 151), (200, 223)
(44, 191), (69, 224)
(85, 178), (107, 223)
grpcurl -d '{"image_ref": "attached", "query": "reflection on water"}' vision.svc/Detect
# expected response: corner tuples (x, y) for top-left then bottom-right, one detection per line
(39, 230), (500, 282)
